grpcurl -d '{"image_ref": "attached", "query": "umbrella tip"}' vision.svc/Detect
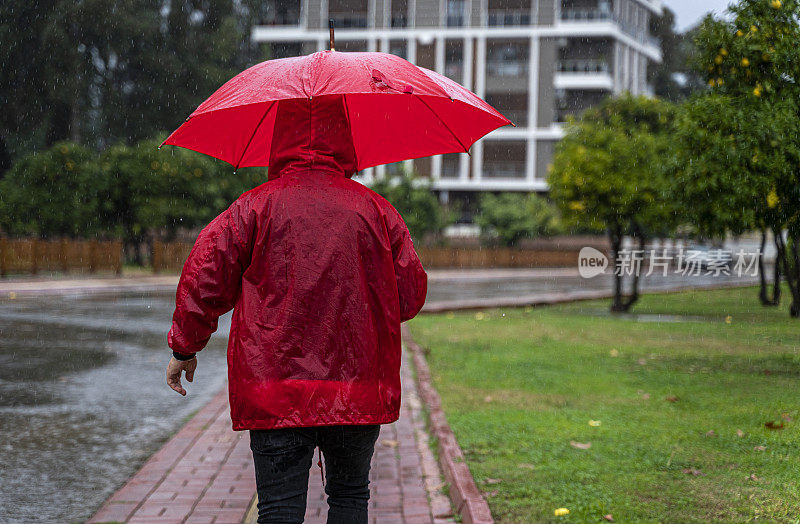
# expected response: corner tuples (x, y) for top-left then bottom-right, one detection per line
(510, 121), (517, 127)
(329, 19), (335, 51)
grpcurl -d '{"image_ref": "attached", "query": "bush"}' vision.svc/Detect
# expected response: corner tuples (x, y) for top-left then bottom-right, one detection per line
(0, 142), (101, 237)
(369, 170), (450, 242)
(476, 192), (563, 247)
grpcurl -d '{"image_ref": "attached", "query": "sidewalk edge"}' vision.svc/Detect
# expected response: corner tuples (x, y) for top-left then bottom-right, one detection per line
(402, 323), (494, 524)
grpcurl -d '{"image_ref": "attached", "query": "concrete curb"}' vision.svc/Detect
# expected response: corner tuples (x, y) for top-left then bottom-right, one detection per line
(402, 324), (494, 524)
(420, 279), (758, 313)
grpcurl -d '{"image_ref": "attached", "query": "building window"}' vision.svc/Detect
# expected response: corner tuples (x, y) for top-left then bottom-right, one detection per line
(487, 0), (531, 27)
(329, 0), (368, 28)
(441, 153), (461, 178)
(444, 40), (464, 83)
(389, 40), (407, 58)
(446, 0), (465, 27)
(391, 0), (408, 27)
(487, 42), (529, 77)
(256, 0), (302, 26)
(483, 141), (526, 179)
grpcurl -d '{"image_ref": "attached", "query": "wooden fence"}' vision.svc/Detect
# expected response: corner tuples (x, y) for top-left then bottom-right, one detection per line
(151, 239), (608, 272)
(0, 238), (122, 276)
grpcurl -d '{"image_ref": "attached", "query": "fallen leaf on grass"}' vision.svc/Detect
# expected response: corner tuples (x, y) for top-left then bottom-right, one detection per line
(749, 474), (759, 481)
(736, 429), (745, 438)
(705, 430), (716, 438)
(609, 349), (619, 357)
(665, 396), (679, 402)
(554, 508), (570, 516)
(641, 393), (651, 400)
(570, 441), (591, 450)
(483, 490), (499, 497)
(754, 445), (767, 451)
(638, 358), (647, 366)
(518, 463), (535, 470)
(483, 395), (493, 403)
(603, 515), (614, 522)
(682, 468), (704, 476)
(484, 478), (502, 485)
(765, 421), (785, 430)
(589, 419), (602, 427)
(381, 439), (399, 448)
(782, 413), (792, 422)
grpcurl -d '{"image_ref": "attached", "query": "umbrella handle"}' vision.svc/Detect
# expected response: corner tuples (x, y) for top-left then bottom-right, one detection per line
(329, 19), (335, 51)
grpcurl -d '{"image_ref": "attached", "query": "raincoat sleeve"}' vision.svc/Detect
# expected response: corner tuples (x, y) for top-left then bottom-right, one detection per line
(387, 209), (428, 322)
(168, 198), (254, 356)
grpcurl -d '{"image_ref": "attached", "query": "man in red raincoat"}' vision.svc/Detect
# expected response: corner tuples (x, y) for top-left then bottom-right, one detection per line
(165, 96), (428, 523)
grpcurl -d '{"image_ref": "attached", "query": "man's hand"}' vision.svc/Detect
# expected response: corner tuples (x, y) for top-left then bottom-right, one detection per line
(166, 356), (197, 396)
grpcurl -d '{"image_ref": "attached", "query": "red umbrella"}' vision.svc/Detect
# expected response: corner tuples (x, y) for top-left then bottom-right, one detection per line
(161, 43), (513, 172)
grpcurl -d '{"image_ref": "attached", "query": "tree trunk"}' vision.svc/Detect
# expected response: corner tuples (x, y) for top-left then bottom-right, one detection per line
(608, 224), (641, 313)
(758, 229), (781, 306)
(773, 229), (800, 319)
(609, 226), (625, 312)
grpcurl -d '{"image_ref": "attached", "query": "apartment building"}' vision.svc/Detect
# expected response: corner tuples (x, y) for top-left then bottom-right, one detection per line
(251, 0), (662, 199)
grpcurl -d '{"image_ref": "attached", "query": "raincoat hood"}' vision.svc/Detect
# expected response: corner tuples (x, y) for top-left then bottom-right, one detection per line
(268, 96), (358, 180)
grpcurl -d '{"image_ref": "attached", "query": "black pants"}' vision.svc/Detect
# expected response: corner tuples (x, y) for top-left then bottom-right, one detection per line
(249, 424), (381, 524)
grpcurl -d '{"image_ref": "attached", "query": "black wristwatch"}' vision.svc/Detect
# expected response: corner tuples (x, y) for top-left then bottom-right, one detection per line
(172, 350), (197, 361)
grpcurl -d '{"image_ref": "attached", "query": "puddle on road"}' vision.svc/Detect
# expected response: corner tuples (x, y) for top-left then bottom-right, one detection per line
(0, 291), (229, 523)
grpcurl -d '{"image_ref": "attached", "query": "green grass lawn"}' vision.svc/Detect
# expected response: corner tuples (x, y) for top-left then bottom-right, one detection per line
(408, 286), (800, 523)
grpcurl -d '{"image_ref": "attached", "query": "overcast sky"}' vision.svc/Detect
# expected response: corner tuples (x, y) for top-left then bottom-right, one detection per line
(665, 0), (733, 31)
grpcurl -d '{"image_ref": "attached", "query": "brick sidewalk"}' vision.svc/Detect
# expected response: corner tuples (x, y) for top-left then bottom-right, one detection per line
(89, 347), (451, 524)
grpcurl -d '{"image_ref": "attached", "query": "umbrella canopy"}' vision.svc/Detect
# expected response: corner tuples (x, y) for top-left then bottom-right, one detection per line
(161, 50), (512, 172)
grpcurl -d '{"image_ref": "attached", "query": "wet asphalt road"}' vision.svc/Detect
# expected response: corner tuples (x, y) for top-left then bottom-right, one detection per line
(0, 269), (759, 522)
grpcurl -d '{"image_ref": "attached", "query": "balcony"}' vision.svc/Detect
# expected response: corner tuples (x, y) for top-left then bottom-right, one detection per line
(487, 9), (531, 27)
(558, 58), (610, 73)
(483, 161), (526, 178)
(487, 60), (529, 77)
(560, 7), (612, 22)
(559, 6), (661, 49)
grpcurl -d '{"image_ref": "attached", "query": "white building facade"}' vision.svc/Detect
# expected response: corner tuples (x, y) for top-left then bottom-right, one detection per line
(251, 0), (662, 195)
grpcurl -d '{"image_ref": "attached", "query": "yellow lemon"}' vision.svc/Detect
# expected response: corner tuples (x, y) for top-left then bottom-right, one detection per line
(750, 25), (758, 33)
(771, 0), (782, 8)
(736, 29), (744, 37)
(754, 85), (762, 96)
(715, 55), (723, 64)
(554, 508), (570, 516)
(741, 57), (750, 67)
(716, 78), (724, 86)
(720, 48), (728, 56)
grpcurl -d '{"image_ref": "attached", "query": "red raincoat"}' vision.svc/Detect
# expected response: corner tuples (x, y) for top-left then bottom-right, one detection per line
(168, 96), (428, 430)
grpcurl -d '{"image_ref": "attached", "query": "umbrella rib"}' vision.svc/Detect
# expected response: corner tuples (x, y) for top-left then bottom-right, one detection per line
(341, 94), (360, 170)
(413, 95), (470, 155)
(235, 101), (276, 171)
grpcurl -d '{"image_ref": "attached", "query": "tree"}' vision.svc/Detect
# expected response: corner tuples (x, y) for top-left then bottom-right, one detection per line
(0, 0), (261, 173)
(548, 94), (677, 312)
(685, 0), (800, 317)
(648, 7), (706, 101)
(476, 193), (562, 247)
(0, 142), (101, 238)
(98, 139), (267, 264)
(369, 170), (450, 242)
